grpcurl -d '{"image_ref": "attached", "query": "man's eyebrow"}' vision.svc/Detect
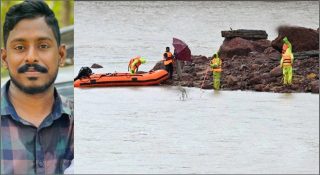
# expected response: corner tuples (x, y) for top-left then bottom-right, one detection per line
(38, 37), (53, 41)
(10, 38), (26, 43)
(9, 37), (53, 42)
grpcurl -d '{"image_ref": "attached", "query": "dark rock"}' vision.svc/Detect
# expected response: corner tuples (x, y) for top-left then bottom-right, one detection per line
(264, 47), (277, 54)
(271, 26), (319, 52)
(180, 81), (193, 87)
(163, 79), (174, 85)
(196, 70), (210, 80)
(219, 37), (254, 58)
(91, 63), (103, 68)
(221, 29), (268, 40)
(270, 86), (284, 92)
(254, 58), (265, 64)
(252, 39), (271, 53)
(262, 85), (271, 92)
(251, 64), (259, 70)
(240, 64), (249, 71)
(180, 73), (194, 82)
(254, 84), (264, 91)
(194, 64), (208, 73)
(290, 84), (300, 91)
(193, 55), (209, 64)
(183, 65), (194, 73)
(294, 50), (319, 60)
(249, 76), (262, 85)
(261, 73), (270, 79)
(201, 81), (212, 89)
(226, 75), (238, 86)
(270, 66), (282, 77)
(311, 80), (319, 93)
(264, 47), (281, 61)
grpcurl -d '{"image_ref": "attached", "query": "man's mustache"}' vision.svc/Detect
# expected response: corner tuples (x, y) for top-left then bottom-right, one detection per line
(17, 64), (48, 73)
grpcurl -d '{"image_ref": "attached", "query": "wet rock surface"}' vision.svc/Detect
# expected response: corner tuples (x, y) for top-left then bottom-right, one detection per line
(152, 27), (319, 93)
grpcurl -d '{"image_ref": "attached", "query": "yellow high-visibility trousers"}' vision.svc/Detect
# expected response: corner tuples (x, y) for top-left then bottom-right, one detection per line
(213, 72), (221, 90)
(282, 66), (292, 85)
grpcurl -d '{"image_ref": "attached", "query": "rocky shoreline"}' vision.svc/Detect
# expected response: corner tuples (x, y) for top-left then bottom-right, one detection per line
(152, 26), (319, 93)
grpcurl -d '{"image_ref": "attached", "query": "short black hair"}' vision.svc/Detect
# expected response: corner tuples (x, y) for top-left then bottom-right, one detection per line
(166, 47), (170, 51)
(3, 0), (61, 48)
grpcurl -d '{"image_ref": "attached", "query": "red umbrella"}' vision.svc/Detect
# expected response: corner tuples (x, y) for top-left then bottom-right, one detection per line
(172, 37), (192, 62)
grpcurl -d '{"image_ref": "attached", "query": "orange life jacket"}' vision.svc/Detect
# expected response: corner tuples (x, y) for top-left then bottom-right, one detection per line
(282, 52), (292, 67)
(128, 57), (142, 72)
(211, 58), (222, 72)
(164, 52), (174, 65)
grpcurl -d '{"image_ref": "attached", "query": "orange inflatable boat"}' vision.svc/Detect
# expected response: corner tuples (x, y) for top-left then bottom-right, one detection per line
(74, 69), (169, 87)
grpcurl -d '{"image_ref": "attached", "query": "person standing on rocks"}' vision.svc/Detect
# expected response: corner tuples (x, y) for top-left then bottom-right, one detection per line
(210, 53), (222, 90)
(128, 56), (147, 74)
(280, 37), (294, 85)
(163, 47), (174, 79)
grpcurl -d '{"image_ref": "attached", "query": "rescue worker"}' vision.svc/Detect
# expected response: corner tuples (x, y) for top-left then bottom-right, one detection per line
(128, 56), (147, 74)
(210, 53), (222, 90)
(280, 37), (294, 85)
(163, 47), (174, 79)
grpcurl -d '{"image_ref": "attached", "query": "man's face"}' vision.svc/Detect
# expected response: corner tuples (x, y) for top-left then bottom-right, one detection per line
(282, 43), (288, 54)
(1, 17), (66, 94)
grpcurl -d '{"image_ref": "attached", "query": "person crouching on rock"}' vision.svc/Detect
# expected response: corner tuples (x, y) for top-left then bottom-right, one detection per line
(210, 53), (222, 90)
(280, 37), (294, 86)
(163, 47), (174, 79)
(128, 56), (146, 74)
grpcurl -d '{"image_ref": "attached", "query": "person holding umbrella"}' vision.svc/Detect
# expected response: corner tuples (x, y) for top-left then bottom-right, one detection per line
(172, 38), (192, 80)
(163, 47), (174, 79)
(210, 53), (222, 90)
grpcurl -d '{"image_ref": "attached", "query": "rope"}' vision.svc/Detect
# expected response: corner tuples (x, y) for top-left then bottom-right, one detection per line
(200, 67), (211, 89)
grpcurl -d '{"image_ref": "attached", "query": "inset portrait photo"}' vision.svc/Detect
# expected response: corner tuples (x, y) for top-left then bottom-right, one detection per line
(1, 0), (74, 174)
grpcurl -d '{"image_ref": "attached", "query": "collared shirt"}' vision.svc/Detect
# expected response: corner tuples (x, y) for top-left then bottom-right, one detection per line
(1, 81), (74, 174)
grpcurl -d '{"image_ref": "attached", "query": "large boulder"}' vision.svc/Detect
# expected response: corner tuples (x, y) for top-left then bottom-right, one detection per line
(219, 37), (272, 59)
(271, 26), (319, 52)
(219, 37), (254, 58)
(270, 65), (282, 77)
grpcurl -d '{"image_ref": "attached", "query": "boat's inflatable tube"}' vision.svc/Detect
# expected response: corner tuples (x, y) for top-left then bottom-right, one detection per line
(74, 70), (169, 87)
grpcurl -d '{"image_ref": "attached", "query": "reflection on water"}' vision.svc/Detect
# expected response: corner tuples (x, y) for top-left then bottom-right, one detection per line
(75, 87), (319, 174)
(279, 93), (294, 100)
